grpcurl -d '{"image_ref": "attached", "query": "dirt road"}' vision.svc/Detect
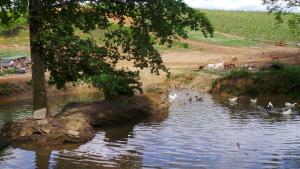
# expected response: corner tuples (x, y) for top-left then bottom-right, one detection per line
(163, 39), (300, 69)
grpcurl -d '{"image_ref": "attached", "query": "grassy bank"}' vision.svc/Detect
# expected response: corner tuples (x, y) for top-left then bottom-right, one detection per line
(211, 63), (300, 98)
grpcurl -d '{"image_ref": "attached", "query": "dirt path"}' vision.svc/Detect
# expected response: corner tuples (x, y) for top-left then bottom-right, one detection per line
(162, 39), (300, 69)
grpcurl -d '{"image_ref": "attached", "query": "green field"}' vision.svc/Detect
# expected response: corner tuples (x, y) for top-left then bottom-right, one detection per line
(201, 9), (298, 44)
(0, 9), (298, 59)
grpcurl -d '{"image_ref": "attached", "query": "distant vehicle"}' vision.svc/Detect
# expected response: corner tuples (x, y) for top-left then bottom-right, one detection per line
(0, 56), (30, 71)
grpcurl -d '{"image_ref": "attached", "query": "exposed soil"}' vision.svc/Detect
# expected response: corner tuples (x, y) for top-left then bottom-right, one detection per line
(163, 39), (300, 69)
(0, 40), (299, 101)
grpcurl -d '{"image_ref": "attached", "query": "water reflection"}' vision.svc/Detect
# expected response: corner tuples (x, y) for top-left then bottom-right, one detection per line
(0, 91), (300, 168)
(0, 91), (103, 128)
(212, 94), (300, 123)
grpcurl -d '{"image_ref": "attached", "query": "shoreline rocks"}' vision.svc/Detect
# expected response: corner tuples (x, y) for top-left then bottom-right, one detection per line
(0, 92), (169, 146)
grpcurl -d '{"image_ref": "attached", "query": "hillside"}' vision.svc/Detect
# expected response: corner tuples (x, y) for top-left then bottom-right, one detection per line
(0, 9), (299, 59)
(201, 10), (298, 43)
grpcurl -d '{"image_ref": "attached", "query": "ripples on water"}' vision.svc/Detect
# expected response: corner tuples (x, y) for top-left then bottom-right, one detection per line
(0, 91), (300, 169)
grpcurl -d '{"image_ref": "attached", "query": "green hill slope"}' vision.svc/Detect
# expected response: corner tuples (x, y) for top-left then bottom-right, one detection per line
(201, 10), (298, 43)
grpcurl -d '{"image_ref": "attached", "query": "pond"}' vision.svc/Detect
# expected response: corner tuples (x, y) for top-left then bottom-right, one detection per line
(0, 90), (300, 169)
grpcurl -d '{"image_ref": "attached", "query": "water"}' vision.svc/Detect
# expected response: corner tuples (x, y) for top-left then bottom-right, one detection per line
(0, 90), (300, 169)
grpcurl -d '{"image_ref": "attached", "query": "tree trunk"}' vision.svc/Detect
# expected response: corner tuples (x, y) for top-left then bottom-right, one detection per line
(29, 0), (49, 116)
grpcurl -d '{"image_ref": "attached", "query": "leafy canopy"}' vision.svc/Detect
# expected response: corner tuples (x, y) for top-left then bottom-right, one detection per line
(1, 0), (214, 98)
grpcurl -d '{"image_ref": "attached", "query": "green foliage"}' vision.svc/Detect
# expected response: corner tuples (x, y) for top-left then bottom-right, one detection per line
(1, 1), (213, 100)
(226, 69), (252, 79)
(90, 70), (142, 100)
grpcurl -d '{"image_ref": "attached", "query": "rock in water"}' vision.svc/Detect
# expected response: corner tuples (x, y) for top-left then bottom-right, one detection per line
(0, 93), (168, 146)
(67, 130), (80, 138)
(33, 108), (47, 120)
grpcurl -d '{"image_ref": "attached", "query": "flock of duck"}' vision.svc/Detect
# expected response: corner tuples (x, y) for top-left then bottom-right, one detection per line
(169, 92), (298, 115)
(229, 97), (298, 115)
(169, 92), (204, 103)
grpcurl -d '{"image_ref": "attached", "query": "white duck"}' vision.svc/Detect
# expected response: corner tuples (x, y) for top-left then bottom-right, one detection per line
(285, 102), (297, 108)
(282, 109), (293, 115)
(265, 102), (273, 111)
(250, 98), (257, 104)
(229, 97), (238, 103)
(169, 94), (178, 101)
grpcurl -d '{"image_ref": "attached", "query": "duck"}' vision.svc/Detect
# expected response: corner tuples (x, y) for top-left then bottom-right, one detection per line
(285, 102), (297, 108)
(229, 97), (238, 103)
(282, 109), (293, 115)
(250, 98), (257, 104)
(265, 102), (273, 111)
(188, 97), (193, 103)
(195, 96), (204, 102)
(169, 94), (178, 101)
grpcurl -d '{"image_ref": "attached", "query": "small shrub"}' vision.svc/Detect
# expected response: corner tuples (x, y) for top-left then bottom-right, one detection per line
(211, 79), (217, 87)
(91, 70), (142, 100)
(5, 68), (16, 74)
(167, 72), (197, 85)
(182, 43), (189, 49)
(227, 69), (251, 79)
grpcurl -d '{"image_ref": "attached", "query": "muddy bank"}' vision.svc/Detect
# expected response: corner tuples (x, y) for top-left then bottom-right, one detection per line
(0, 92), (169, 146)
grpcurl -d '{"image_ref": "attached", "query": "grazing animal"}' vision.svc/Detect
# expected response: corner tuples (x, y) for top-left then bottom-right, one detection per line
(231, 57), (238, 62)
(215, 61), (225, 69)
(169, 94), (178, 101)
(229, 97), (238, 103)
(207, 64), (216, 69)
(250, 98), (257, 104)
(207, 61), (225, 70)
(275, 41), (287, 47)
(285, 102), (297, 108)
(265, 102), (273, 111)
(282, 109), (293, 115)
(224, 63), (235, 69)
(243, 63), (256, 70)
(271, 56), (280, 62)
(199, 65), (204, 70)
